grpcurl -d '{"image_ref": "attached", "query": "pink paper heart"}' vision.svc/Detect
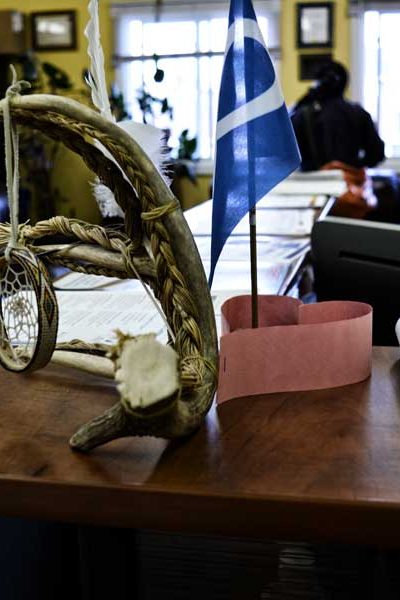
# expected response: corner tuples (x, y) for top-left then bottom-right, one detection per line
(218, 296), (372, 404)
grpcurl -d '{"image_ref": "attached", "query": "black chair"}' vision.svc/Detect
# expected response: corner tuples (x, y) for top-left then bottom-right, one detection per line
(311, 216), (400, 346)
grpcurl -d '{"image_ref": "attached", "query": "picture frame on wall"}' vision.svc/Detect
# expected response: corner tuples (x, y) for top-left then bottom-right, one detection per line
(297, 3), (334, 48)
(31, 11), (77, 51)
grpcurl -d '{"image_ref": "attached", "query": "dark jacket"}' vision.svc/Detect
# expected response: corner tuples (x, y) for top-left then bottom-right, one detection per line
(291, 96), (385, 172)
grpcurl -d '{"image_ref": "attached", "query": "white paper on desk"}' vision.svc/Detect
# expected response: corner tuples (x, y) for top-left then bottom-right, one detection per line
(194, 236), (309, 263)
(239, 208), (315, 236)
(55, 272), (125, 290)
(188, 205), (315, 237)
(272, 177), (346, 197)
(205, 259), (297, 295)
(56, 290), (238, 344)
(56, 291), (168, 344)
(54, 272), (146, 293)
(258, 194), (327, 209)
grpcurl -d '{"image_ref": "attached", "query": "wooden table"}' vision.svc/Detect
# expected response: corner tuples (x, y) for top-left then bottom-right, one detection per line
(1, 346), (400, 548)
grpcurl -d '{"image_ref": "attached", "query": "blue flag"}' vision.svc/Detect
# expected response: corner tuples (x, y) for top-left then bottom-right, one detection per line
(209, 0), (301, 286)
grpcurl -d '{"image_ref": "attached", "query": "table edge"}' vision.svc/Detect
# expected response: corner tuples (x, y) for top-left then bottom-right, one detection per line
(1, 474), (399, 546)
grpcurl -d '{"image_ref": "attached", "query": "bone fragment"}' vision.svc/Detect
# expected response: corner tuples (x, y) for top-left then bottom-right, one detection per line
(115, 334), (180, 410)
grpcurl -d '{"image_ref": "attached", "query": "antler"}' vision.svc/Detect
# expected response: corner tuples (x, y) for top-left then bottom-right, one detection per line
(0, 94), (218, 451)
(52, 333), (194, 448)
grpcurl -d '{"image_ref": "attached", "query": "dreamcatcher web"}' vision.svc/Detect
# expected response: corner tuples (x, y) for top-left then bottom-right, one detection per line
(0, 262), (39, 367)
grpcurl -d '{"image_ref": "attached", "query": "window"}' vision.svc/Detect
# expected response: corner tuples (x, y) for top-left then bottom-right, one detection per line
(361, 5), (400, 157)
(112, 1), (280, 160)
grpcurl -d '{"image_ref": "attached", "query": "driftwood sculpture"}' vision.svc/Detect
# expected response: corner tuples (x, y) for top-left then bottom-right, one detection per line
(0, 92), (218, 451)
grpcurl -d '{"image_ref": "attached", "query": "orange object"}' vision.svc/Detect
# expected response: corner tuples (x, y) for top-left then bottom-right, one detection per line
(321, 160), (376, 218)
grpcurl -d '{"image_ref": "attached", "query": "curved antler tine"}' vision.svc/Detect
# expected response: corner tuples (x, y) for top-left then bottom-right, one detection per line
(69, 393), (201, 451)
(70, 403), (130, 451)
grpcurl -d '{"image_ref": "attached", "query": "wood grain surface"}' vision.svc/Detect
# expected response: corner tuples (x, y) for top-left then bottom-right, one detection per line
(1, 347), (400, 546)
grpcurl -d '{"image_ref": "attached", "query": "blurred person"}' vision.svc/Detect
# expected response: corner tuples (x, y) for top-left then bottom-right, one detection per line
(291, 61), (385, 218)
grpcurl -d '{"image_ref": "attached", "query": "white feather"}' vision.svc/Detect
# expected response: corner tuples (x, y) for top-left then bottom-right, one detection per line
(118, 120), (171, 185)
(85, 0), (113, 120)
(85, 0), (171, 218)
(92, 181), (124, 218)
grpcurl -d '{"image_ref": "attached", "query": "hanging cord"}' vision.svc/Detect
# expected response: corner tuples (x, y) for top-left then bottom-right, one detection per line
(3, 65), (31, 261)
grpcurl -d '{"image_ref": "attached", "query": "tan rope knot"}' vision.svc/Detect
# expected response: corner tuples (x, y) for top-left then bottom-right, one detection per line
(180, 353), (218, 389)
(141, 201), (180, 221)
(6, 65), (31, 99)
(6, 79), (31, 98)
(0, 221), (29, 247)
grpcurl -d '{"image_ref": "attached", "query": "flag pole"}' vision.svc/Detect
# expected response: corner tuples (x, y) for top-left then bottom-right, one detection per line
(248, 47), (258, 329)
(249, 206), (258, 328)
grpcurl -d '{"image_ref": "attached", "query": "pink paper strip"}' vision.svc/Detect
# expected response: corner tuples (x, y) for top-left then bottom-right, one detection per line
(218, 296), (372, 404)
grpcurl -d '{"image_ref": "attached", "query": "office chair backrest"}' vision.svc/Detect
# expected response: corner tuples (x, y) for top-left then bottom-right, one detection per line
(312, 216), (400, 345)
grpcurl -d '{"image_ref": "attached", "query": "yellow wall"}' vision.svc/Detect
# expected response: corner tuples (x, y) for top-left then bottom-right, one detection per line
(281, 0), (350, 106)
(0, 0), (113, 223)
(0, 0), (112, 89)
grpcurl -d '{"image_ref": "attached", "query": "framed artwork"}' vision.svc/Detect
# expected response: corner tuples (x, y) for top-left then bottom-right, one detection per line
(297, 3), (334, 49)
(31, 11), (77, 51)
(299, 53), (332, 80)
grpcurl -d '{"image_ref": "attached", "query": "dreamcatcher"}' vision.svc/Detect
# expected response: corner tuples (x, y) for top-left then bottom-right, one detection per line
(0, 68), (58, 373)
